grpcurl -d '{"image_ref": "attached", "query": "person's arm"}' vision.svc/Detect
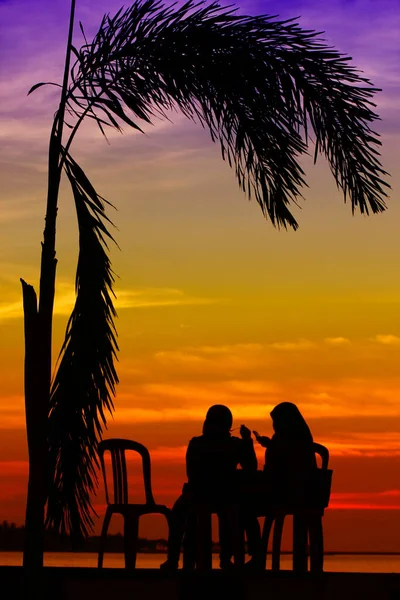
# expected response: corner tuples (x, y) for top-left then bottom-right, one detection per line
(238, 425), (258, 471)
(264, 436), (289, 474)
(253, 430), (271, 448)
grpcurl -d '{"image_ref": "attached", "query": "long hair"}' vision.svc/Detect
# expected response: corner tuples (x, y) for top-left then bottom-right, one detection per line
(202, 405), (233, 437)
(270, 402), (313, 443)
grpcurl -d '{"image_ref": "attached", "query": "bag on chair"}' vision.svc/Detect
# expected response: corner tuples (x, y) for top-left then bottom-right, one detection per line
(307, 468), (333, 508)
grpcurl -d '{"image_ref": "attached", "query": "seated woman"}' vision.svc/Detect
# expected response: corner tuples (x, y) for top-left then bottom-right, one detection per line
(160, 404), (258, 570)
(255, 402), (316, 508)
(248, 402), (317, 568)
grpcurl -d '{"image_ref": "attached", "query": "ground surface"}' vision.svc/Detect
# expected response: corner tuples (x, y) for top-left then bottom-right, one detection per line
(1, 566), (400, 600)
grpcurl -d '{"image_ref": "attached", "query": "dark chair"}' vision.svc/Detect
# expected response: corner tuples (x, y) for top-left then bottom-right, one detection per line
(182, 501), (244, 570)
(261, 442), (332, 572)
(97, 438), (171, 569)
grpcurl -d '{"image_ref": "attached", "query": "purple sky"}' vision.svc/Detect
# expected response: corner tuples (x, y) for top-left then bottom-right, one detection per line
(1, 0), (399, 130)
(0, 0), (398, 232)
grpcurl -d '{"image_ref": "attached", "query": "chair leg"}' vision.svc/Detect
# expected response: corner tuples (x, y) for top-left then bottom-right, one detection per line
(261, 514), (275, 569)
(293, 513), (308, 572)
(98, 508), (112, 568)
(183, 513), (196, 570)
(230, 507), (245, 568)
(272, 514), (284, 571)
(124, 514), (140, 570)
(233, 526), (245, 568)
(309, 514), (324, 572)
(196, 510), (212, 571)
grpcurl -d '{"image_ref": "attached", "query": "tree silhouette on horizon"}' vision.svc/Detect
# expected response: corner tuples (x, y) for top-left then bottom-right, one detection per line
(21, 0), (389, 572)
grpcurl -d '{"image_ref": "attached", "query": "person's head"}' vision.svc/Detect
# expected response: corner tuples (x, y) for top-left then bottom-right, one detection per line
(270, 402), (313, 442)
(202, 405), (233, 436)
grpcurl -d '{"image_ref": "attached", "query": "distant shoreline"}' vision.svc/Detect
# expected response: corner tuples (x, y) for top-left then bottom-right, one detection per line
(0, 550), (399, 555)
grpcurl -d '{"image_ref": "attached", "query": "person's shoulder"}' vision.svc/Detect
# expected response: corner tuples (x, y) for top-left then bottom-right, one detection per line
(269, 434), (286, 450)
(188, 435), (203, 445)
(230, 435), (245, 446)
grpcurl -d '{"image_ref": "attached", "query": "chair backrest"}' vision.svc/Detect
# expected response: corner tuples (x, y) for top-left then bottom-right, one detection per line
(313, 442), (329, 470)
(98, 438), (155, 506)
(263, 440), (332, 509)
(312, 442), (332, 508)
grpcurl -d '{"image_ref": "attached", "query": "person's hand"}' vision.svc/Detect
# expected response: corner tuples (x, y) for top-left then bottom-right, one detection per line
(253, 430), (270, 448)
(240, 424), (251, 440)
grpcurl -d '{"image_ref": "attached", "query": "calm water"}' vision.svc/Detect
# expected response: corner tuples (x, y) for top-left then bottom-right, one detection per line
(0, 552), (398, 573)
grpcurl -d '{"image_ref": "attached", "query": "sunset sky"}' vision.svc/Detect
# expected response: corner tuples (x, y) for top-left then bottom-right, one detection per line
(0, 0), (400, 552)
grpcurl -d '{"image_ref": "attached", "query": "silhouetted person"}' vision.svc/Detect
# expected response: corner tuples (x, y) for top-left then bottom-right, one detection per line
(254, 402), (316, 505)
(248, 402), (317, 568)
(160, 405), (258, 570)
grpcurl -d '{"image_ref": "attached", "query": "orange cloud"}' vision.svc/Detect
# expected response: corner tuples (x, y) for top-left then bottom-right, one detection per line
(321, 432), (400, 457)
(373, 334), (400, 345)
(324, 337), (351, 345)
(0, 284), (223, 323)
(330, 490), (400, 509)
(270, 339), (315, 351)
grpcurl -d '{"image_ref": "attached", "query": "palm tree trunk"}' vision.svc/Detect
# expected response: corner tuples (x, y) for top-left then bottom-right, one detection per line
(21, 281), (47, 570)
(21, 155), (60, 574)
(21, 0), (76, 575)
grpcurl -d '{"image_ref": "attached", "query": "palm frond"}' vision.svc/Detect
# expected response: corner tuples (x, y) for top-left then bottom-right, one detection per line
(45, 0), (391, 539)
(65, 0), (389, 229)
(46, 152), (118, 539)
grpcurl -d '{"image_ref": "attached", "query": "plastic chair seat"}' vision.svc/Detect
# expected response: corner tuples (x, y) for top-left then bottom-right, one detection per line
(260, 506), (324, 572)
(97, 438), (171, 570)
(260, 442), (332, 572)
(183, 502), (244, 570)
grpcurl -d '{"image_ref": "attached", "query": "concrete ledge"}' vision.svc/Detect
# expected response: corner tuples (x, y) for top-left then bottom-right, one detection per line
(1, 566), (399, 600)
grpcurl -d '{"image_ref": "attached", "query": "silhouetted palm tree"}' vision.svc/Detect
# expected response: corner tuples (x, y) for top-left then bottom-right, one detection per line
(21, 0), (389, 569)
